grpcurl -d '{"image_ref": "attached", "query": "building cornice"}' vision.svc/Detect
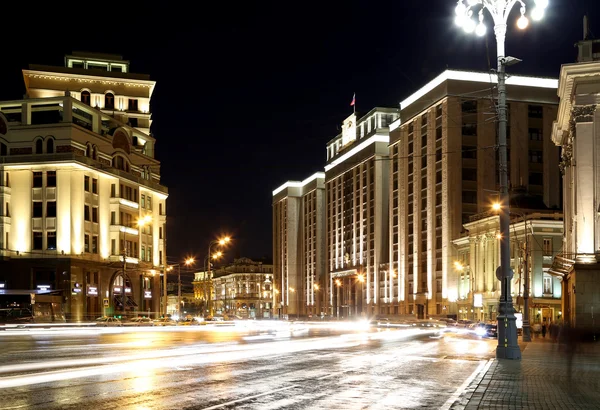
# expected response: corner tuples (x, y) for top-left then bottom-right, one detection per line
(552, 61), (600, 146)
(272, 172), (325, 197)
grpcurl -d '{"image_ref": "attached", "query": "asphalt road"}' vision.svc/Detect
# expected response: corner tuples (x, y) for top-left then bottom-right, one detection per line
(0, 323), (496, 410)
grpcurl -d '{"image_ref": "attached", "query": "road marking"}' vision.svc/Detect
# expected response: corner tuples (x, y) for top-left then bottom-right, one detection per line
(439, 358), (493, 410)
(201, 385), (297, 410)
(318, 370), (346, 380)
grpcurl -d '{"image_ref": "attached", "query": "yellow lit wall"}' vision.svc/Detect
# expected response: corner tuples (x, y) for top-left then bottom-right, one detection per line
(57, 170), (72, 253)
(99, 175), (113, 259)
(70, 171), (84, 255)
(11, 171), (32, 253)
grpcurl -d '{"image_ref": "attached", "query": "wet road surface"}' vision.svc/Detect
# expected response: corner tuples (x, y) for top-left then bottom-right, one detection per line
(0, 323), (496, 409)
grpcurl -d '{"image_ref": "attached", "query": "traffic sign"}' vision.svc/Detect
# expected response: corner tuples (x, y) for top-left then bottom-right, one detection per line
(103, 298), (109, 307)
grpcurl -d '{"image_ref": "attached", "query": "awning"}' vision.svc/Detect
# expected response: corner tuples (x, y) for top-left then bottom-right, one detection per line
(548, 254), (575, 278)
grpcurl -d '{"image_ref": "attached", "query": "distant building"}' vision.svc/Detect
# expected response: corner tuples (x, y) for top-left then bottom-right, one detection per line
(551, 21), (600, 327)
(272, 173), (326, 318)
(193, 258), (274, 318)
(0, 52), (167, 320)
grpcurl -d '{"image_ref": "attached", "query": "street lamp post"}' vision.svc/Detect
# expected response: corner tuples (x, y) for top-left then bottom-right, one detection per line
(206, 237), (231, 316)
(335, 279), (342, 319)
(166, 257), (194, 319)
(455, 0), (547, 360)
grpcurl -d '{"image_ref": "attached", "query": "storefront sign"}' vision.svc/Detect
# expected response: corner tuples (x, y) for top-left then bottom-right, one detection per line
(114, 287), (121, 294)
(144, 290), (152, 299)
(125, 287), (131, 294)
(474, 293), (483, 308)
(87, 286), (98, 296)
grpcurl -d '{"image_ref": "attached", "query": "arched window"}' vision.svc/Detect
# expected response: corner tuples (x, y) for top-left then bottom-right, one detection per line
(112, 155), (129, 172)
(81, 90), (91, 105)
(105, 93), (115, 110)
(46, 138), (54, 154)
(35, 139), (43, 154)
(92, 145), (98, 160)
(86, 144), (91, 157)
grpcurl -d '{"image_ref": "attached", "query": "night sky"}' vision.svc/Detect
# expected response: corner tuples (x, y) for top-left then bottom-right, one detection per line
(0, 1), (596, 271)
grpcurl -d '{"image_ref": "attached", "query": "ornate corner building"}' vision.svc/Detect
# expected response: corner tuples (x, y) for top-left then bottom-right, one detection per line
(0, 52), (168, 320)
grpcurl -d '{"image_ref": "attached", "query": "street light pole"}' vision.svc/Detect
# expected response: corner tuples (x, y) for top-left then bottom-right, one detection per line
(455, 0), (547, 360)
(206, 237), (231, 317)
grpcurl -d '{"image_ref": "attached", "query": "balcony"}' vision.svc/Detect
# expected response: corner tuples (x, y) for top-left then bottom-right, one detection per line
(0, 215), (10, 225)
(108, 254), (139, 264)
(0, 184), (10, 195)
(109, 224), (139, 236)
(110, 196), (139, 209)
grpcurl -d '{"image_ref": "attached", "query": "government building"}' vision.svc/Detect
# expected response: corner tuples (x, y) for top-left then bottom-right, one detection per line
(273, 69), (563, 320)
(0, 52), (167, 320)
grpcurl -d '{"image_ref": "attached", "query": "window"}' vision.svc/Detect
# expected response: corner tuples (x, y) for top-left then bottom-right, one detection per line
(528, 128), (543, 141)
(159, 250), (163, 265)
(84, 205), (90, 221)
(0, 142), (6, 156)
(543, 275), (552, 294)
(47, 171), (56, 187)
(528, 105), (543, 118)
(92, 178), (98, 194)
(128, 99), (138, 111)
(33, 202), (43, 218)
(462, 123), (477, 136)
(81, 91), (91, 105)
(84, 234), (90, 252)
(129, 118), (138, 127)
(84, 176), (90, 192)
(47, 232), (57, 250)
(111, 212), (116, 225)
(159, 227), (163, 239)
(111, 184), (116, 197)
(147, 246), (152, 262)
(105, 93), (115, 110)
(159, 203), (163, 215)
(47, 201), (56, 218)
(529, 150), (543, 163)
(92, 207), (98, 223)
(35, 139), (43, 154)
(141, 246), (146, 261)
(111, 239), (116, 256)
(462, 168), (477, 181)
(33, 172), (43, 188)
(462, 191), (477, 204)
(462, 145), (477, 159)
(92, 236), (98, 254)
(147, 197), (152, 210)
(113, 156), (129, 172)
(33, 232), (43, 250)
(543, 238), (553, 256)
(462, 100), (478, 114)
(529, 172), (543, 185)
(141, 194), (145, 209)
(46, 138), (54, 154)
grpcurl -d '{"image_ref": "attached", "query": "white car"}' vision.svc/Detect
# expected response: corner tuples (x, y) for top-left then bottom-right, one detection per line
(95, 317), (122, 327)
(125, 317), (154, 326)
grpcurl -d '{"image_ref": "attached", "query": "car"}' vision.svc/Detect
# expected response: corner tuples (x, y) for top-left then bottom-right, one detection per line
(153, 318), (177, 326)
(95, 317), (122, 327)
(178, 318), (202, 326)
(483, 323), (498, 338)
(125, 317), (154, 327)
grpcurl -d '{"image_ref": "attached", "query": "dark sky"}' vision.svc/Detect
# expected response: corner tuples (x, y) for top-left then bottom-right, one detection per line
(0, 0), (596, 269)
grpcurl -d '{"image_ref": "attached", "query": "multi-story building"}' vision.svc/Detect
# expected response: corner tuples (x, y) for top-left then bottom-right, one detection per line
(324, 108), (399, 318)
(551, 27), (600, 327)
(193, 258), (274, 318)
(0, 52), (167, 320)
(453, 211), (563, 323)
(272, 173), (326, 318)
(389, 70), (560, 319)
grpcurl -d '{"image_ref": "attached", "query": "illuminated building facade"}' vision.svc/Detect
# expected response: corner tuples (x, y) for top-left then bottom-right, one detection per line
(193, 258), (274, 318)
(389, 70), (560, 319)
(551, 30), (600, 327)
(0, 52), (167, 320)
(453, 212), (563, 323)
(272, 173), (326, 318)
(325, 108), (399, 318)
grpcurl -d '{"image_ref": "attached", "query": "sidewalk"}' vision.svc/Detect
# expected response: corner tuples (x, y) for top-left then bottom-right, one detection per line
(451, 338), (600, 409)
